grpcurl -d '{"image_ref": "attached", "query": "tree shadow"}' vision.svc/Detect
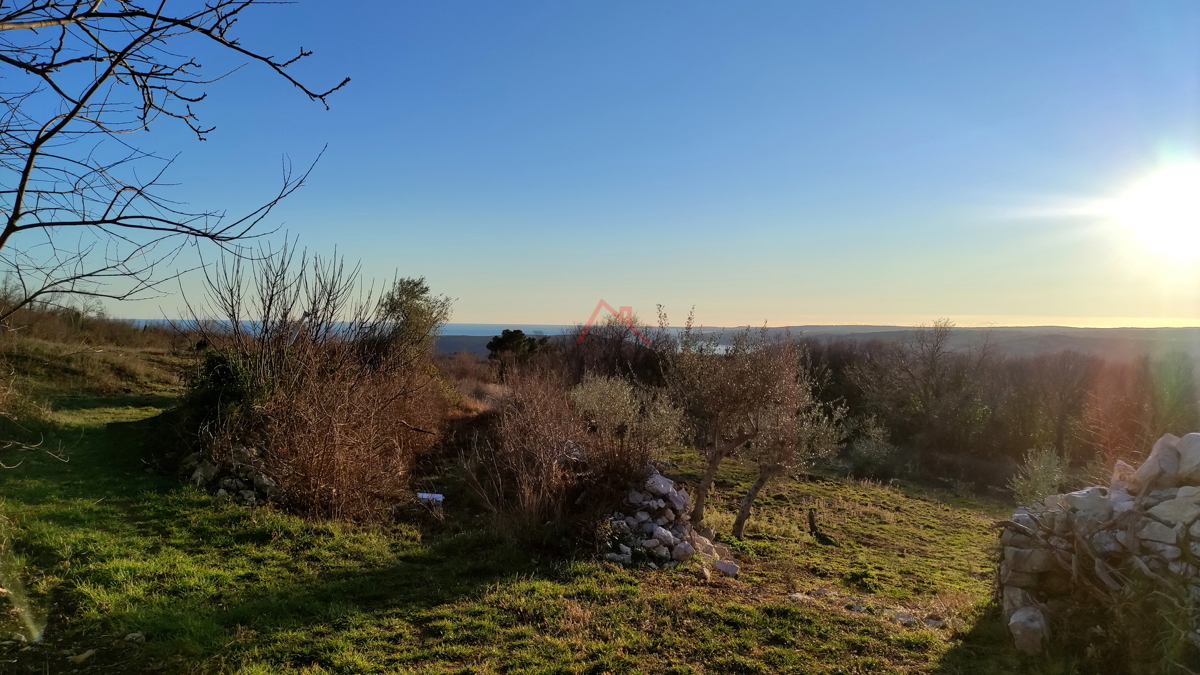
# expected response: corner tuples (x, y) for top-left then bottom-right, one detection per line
(52, 394), (179, 411)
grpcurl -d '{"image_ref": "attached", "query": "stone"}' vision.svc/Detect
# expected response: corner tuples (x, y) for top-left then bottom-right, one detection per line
(652, 545), (670, 558)
(1000, 529), (1038, 548)
(1090, 530), (1122, 555)
(652, 525), (676, 548)
(627, 490), (647, 505)
(191, 461), (219, 485)
(1135, 434), (1181, 491)
(645, 473), (674, 496)
(846, 604), (867, 613)
(713, 560), (740, 577)
(1177, 433), (1200, 483)
(668, 489), (691, 511)
(1002, 586), (1035, 618)
(1177, 485), (1200, 501)
(1137, 520), (1179, 544)
(1004, 546), (1053, 573)
(1009, 606), (1048, 655)
(1000, 561), (1040, 588)
(605, 552), (631, 564)
(619, 543), (632, 555)
(788, 592), (810, 602)
(610, 519), (630, 534)
(1190, 542), (1200, 558)
(1064, 487), (1112, 520)
(1149, 498), (1200, 525)
(253, 473), (277, 495)
(1191, 520), (1200, 539)
(232, 445), (258, 465)
(640, 538), (660, 549)
(697, 526), (716, 540)
(1142, 541), (1182, 560)
(640, 522), (658, 534)
(215, 488), (228, 499)
(635, 511), (651, 523)
(124, 632), (146, 643)
(238, 490), (257, 505)
(810, 589), (834, 598)
(896, 612), (918, 627)
(624, 516), (639, 530)
(696, 566), (711, 582)
(924, 617), (945, 629)
(1111, 459), (1136, 487)
(1169, 561), (1196, 577)
(671, 541), (695, 561)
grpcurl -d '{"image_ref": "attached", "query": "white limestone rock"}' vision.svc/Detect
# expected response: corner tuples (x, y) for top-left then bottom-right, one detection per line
(1004, 546), (1053, 574)
(1009, 606), (1048, 655)
(640, 538), (661, 549)
(1064, 487), (1112, 521)
(713, 560), (740, 577)
(1142, 541), (1183, 560)
(672, 541), (695, 561)
(645, 473), (674, 496)
(1137, 520), (1179, 544)
(1177, 433), (1200, 484)
(1135, 434), (1181, 492)
(651, 525), (676, 548)
(668, 489), (691, 511)
(1149, 498), (1200, 525)
(1002, 586), (1036, 619)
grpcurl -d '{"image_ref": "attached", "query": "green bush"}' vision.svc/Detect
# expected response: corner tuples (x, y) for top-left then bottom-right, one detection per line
(1008, 445), (1065, 506)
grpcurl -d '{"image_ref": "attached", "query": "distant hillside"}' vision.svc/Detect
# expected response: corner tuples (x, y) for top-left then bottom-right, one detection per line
(437, 325), (1200, 360)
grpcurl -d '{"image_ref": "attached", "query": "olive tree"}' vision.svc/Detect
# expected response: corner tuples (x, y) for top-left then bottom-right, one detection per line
(657, 308), (793, 526)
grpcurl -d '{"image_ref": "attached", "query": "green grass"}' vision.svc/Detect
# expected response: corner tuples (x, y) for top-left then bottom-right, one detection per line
(0, 352), (1053, 673)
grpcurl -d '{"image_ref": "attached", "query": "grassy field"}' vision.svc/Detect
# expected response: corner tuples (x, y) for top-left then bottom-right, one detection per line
(0, 344), (1050, 674)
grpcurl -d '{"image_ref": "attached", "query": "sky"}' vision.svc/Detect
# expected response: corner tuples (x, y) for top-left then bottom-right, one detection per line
(103, 1), (1200, 328)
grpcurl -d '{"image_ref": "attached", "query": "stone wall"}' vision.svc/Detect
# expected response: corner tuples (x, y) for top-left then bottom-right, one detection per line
(606, 467), (741, 577)
(999, 433), (1200, 655)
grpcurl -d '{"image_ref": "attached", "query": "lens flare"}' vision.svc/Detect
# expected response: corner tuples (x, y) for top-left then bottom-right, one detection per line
(1100, 164), (1200, 259)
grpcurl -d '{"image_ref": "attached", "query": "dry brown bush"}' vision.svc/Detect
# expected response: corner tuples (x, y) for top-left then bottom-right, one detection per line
(188, 247), (450, 522)
(461, 370), (678, 539)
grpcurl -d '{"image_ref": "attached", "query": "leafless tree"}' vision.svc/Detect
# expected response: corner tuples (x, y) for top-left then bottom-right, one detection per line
(0, 1), (348, 323)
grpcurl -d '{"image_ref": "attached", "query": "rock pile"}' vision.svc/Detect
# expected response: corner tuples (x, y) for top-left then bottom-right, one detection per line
(999, 433), (1200, 654)
(605, 467), (741, 575)
(182, 446), (278, 505)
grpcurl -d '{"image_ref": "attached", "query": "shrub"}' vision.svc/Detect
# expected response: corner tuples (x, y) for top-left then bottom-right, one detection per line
(186, 247), (449, 521)
(1008, 445), (1065, 506)
(844, 415), (900, 480)
(462, 371), (679, 542)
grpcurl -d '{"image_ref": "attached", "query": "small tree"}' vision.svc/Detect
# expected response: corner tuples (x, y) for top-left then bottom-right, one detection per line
(486, 329), (550, 360)
(731, 344), (845, 538)
(657, 308), (792, 525)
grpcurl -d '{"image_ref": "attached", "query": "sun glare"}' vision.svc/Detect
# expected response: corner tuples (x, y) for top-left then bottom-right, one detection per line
(1102, 163), (1200, 259)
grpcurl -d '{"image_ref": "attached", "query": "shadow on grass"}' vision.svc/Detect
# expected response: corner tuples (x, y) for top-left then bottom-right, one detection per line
(1, 419), (586, 674)
(52, 394), (179, 412)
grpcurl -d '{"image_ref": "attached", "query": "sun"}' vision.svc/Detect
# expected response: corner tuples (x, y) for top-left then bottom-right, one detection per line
(1101, 163), (1200, 258)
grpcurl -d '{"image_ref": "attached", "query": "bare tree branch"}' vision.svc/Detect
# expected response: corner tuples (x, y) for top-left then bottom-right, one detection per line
(0, 1), (348, 322)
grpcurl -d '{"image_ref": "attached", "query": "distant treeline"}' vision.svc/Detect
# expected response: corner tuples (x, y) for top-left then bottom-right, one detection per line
(506, 318), (1199, 491)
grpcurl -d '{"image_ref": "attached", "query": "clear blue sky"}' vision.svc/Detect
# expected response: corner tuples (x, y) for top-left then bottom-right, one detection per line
(118, 1), (1200, 327)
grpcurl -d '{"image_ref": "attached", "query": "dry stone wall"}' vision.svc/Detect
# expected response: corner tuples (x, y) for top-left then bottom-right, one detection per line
(606, 467), (741, 576)
(999, 433), (1200, 655)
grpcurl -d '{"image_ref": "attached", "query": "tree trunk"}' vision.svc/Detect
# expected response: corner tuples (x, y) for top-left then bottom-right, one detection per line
(690, 447), (726, 525)
(732, 464), (779, 539)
